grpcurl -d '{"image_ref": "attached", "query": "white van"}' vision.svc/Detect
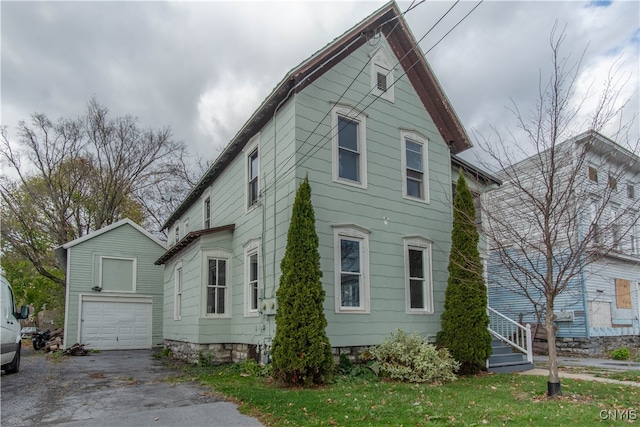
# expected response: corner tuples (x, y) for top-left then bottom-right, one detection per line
(1, 274), (29, 374)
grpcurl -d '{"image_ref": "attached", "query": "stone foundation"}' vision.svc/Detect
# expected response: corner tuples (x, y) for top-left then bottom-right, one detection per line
(164, 340), (372, 365)
(554, 335), (640, 357)
(332, 345), (371, 364)
(164, 340), (258, 365)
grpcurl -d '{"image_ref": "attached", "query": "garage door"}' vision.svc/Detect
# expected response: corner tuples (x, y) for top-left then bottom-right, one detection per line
(81, 300), (152, 350)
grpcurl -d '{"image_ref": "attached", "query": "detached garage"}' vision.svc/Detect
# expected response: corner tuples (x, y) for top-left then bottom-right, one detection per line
(55, 219), (166, 350)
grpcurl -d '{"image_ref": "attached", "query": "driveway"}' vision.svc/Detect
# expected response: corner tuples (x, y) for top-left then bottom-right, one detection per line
(1, 347), (263, 426)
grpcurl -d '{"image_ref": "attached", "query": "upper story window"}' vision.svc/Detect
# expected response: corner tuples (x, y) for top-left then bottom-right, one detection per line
(175, 223), (180, 243)
(204, 197), (211, 229)
(404, 237), (433, 314)
(245, 134), (260, 211)
(174, 262), (182, 321)
(332, 105), (367, 189)
(631, 222), (639, 256)
(99, 256), (136, 292)
(332, 224), (370, 313)
(627, 184), (635, 200)
(608, 175), (617, 191)
(370, 45), (395, 103)
(590, 202), (601, 244)
(588, 166), (598, 183)
(401, 130), (429, 202)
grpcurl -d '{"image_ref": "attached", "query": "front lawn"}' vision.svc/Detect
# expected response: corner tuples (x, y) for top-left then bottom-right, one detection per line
(176, 363), (639, 426)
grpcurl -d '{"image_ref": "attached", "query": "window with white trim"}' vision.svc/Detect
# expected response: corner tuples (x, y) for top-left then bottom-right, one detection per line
(245, 134), (260, 210)
(404, 237), (433, 313)
(401, 131), (429, 202)
(174, 262), (182, 320)
(631, 221), (638, 255)
(207, 258), (227, 315)
(244, 240), (260, 316)
(204, 197), (211, 229)
(333, 225), (370, 313)
(99, 256), (136, 292)
(175, 223), (180, 243)
(370, 46), (395, 102)
(332, 105), (367, 188)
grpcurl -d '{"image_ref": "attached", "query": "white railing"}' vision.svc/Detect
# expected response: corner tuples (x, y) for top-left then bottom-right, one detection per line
(487, 306), (533, 363)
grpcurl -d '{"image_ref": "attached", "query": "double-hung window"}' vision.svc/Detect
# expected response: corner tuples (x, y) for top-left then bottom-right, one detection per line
(204, 197), (211, 229)
(174, 262), (182, 320)
(244, 240), (260, 317)
(333, 224), (370, 313)
(401, 131), (429, 202)
(207, 258), (226, 315)
(245, 134), (260, 210)
(332, 105), (367, 188)
(404, 237), (433, 313)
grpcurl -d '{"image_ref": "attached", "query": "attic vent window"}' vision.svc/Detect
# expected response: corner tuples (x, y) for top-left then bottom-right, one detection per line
(376, 71), (387, 92)
(370, 45), (394, 102)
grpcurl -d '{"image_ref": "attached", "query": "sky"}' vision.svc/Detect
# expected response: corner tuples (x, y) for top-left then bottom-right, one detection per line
(2, 0), (639, 173)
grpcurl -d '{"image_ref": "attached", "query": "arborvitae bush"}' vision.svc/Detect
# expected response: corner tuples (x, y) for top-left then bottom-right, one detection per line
(271, 177), (333, 386)
(369, 329), (459, 383)
(437, 172), (492, 374)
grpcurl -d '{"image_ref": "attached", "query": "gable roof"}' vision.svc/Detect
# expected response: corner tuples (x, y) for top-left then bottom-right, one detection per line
(451, 154), (502, 186)
(154, 224), (235, 265)
(163, 1), (472, 230)
(56, 218), (166, 251)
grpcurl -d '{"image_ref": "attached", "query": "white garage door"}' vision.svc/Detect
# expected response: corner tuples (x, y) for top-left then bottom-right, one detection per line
(81, 300), (152, 350)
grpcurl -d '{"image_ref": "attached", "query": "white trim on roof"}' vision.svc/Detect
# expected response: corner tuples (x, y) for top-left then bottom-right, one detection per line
(56, 218), (166, 251)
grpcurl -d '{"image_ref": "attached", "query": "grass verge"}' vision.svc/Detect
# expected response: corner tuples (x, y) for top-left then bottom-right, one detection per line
(177, 363), (639, 426)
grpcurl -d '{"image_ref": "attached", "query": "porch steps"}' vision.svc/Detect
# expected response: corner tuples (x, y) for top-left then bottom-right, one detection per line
(488, 339), (534, 373)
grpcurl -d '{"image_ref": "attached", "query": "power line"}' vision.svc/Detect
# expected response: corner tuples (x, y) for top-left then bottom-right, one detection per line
(261, 0), (474, 197)
(260, 1), (426, 195)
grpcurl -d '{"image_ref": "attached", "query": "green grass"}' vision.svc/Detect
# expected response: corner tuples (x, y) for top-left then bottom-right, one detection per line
(177, 364), (639, 426)
(595, 370), (640, 383)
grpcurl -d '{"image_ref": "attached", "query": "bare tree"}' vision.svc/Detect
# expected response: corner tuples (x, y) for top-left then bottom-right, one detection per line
(479, 26), (639, 396)
(1, 98), (201, 287)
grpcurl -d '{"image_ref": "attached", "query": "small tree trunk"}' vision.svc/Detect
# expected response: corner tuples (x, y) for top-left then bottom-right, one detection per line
(545, 299), (562, 397)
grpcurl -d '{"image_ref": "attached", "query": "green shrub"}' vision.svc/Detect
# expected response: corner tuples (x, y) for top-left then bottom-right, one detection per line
(271, 177), (333, 386)
(611, 347), (631, 360)
(437, 172), (492, 375)
(369, 330), (459, 383)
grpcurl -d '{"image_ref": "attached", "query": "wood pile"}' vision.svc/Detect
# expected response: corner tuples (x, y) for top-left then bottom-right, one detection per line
(39, 329), (89, 355)
(63, 343), (89, 356)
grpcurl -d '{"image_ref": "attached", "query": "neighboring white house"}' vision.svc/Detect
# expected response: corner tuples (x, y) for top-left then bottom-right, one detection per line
(487, 131), (640, 355)
(55, 219), (166, 350)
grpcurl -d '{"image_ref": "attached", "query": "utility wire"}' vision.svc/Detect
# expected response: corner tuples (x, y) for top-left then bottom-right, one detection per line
(261, 0), (475, 197)
(260, 1), (424, 195)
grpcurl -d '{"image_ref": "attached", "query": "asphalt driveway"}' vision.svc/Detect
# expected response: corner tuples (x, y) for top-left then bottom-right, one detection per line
(1, 347), (262, 426)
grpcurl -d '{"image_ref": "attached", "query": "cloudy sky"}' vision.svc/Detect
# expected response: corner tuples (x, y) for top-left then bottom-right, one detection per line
(2, 0), (638, 171)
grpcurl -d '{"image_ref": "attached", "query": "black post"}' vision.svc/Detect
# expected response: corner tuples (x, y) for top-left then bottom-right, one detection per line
(547, 381), (562, 397)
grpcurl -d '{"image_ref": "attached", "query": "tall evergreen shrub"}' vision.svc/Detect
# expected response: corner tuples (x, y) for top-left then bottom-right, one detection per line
(437, 171), (492, 374)
(271, 176), (333, 385)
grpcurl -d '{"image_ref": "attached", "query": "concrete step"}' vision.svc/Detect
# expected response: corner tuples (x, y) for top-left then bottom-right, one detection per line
(488, 340), (533, 373)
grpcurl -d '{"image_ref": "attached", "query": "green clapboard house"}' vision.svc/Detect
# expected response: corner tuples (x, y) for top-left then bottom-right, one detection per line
(155, 1), (493, 364)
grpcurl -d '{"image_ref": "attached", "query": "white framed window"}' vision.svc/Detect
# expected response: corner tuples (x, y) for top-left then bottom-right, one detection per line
(332, 104), (367, 189)
(370, 45), (395, 103)
(631, 221), (639, 256)
(403, 237), (433, 314)
(332, 224), (370, 313)
(401, 130), (429, 202)
(610, 206), (620, 248)
(201, 249), (231, 318)
(98, 256), (136, 292)
(174, 261), (183, 320)
(627, 183), (635, 200)
(244, 239), (260, 317)
(245, 134), (260, 211)
(204, 196), (211, 229)
(590, 202), (601, 244)
(175, 223), (181, 244)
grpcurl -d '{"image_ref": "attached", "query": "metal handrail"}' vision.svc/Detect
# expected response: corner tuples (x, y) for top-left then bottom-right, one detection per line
(487, 306), (533, 363)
